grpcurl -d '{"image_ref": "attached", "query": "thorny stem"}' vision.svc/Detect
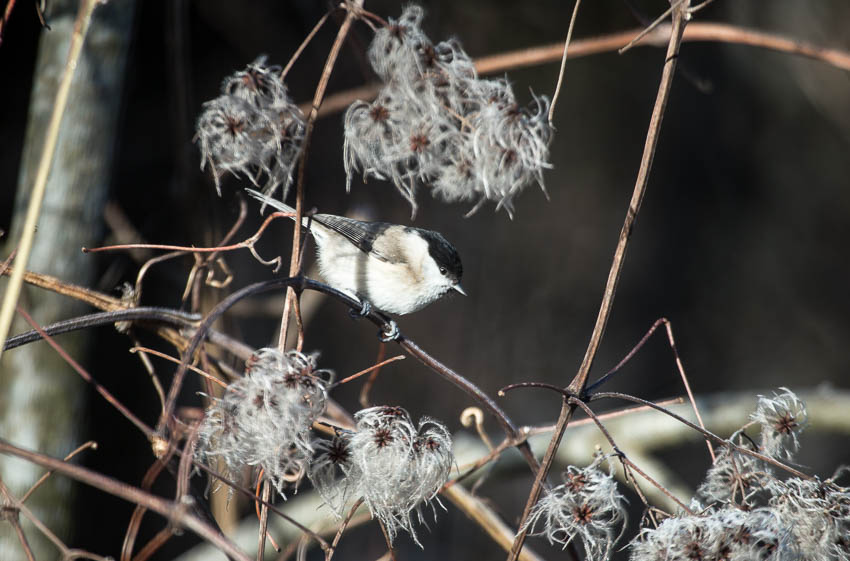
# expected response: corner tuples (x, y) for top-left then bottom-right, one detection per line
(0, 0), (99, 363)
(508, 5), (691, 560)
(280, 0), (365, 353)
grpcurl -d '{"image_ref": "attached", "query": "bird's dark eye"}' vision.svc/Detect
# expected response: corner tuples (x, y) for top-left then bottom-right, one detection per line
(439, 267), (447, 275)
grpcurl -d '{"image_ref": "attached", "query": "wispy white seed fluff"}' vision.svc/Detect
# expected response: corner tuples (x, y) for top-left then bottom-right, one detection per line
(523, 455), (627, 560)
(751, 387), (807, 460)
(309, 406), (454, 546)
(198, 348), (332, 497)
(633, 388), (846, 561)
(344, 5), (553, 218)
(698, 437), (772, 507)
(197, 56), (305, 197)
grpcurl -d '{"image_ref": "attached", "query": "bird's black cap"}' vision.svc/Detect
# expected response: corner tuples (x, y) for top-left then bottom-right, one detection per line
(411, 228), (463, 282)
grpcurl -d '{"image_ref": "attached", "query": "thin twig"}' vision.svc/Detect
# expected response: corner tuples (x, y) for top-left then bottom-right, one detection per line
(280, 0), (365, 352)
(281, 8), (336, 80)
(20, 440), (98, 503)
(358, 342), (386, 408)
(377, 521), (397, 561)
(257, 480), (272, 561)
(0, 0), (99, 362)
(311, 23), (850, 119)
(590, 392), (810, 479)
(0, 0), (18, 46)
(129, 336), (167, 410)
(334, 354), (405, 387)
(584, 318), (715, 460)
(129, 346), (228, 389)
(0, 438), (253, 561)
(619, 0), (687, 54)
(16, 306), (156, 437)
(325, 498), (364, 561)
(3, 307), (200, 351)
(121, 444), (177, 561)
(507, 4), (691, 559)
(460, 407), (494, 452)
(548, 0), (582, 124)
(567, 397), (694, 514)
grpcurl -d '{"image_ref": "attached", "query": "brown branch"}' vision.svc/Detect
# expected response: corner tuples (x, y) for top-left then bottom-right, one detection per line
(16, 306), (156, 438)
(311, 22), (850, 120)
(507, 4), (691, 559)
(0, 0), (17, 46)
(280, 0), (364, 352)
(0, 438), (253, 561)
(0, 0), (99, 361)
(20, 440), (98, 503)
(590, 392), (811, 479)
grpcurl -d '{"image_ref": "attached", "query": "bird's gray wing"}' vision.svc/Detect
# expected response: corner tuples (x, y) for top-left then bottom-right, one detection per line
(313, 214), (397, 263)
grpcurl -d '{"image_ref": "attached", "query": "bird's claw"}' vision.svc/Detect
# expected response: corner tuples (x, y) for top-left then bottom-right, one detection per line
(349, 299), (372, 319)
(380, 320), (400, 342)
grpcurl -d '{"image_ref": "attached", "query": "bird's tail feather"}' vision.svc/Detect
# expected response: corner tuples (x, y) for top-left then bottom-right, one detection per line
(245, 188), (296, 216)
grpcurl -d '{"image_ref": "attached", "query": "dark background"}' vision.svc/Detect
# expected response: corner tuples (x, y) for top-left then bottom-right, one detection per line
(2, 1), (849, 559)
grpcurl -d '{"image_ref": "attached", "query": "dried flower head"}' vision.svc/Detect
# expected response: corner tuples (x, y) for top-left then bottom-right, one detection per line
(630, 507), (794, 561)
(751, 387), (808, 460)
(198, 348), (332, 497)
(309, 406), (454, 546)
(767, 475), (850, 559)
(698, 438), (773, 507)
(196, 56), (305, 197)
(523, 454), (627, 560)
(344, 5), (553, 218)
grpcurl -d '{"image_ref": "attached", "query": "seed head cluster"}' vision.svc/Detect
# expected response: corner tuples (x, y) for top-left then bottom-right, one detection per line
(697, 437), (772, 507)
(632, 388), (850, 561)
(197, 348), (331, 497)
(751, 387), (808, 460)
(523, 454), (627, 560)
(344, 5), (553, 218)
(309, 406), (454, 546)
(196, 56), (305, 197)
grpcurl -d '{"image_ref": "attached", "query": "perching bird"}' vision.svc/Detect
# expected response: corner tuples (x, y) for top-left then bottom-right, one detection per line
(247, 189), (465, 316)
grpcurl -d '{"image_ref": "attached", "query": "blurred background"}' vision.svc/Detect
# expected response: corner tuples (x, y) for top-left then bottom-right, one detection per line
(2, 0), (849, 559)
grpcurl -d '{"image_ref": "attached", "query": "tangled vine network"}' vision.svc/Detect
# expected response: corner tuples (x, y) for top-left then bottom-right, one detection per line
(2, 1), (850, 561)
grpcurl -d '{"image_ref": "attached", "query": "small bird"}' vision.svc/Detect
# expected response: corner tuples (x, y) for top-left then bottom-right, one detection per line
(247, 190), (465, 316)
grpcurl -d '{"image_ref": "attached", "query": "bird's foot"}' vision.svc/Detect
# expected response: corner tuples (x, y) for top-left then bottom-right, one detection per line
(380, 320), (400, 342)
(348, 299), (372, 319)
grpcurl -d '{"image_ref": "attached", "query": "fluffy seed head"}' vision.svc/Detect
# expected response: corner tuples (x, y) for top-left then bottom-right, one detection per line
(197, 56), (305, 197)
(198, 348), (332, 497)
(751, 387), (808, 460)
(523, 454), (627, 560)
(344, 5), (553, 218)
(309, 406), (454, 546)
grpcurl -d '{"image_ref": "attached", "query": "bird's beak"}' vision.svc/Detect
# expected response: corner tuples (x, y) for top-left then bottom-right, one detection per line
(452, 283), (467, 296)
